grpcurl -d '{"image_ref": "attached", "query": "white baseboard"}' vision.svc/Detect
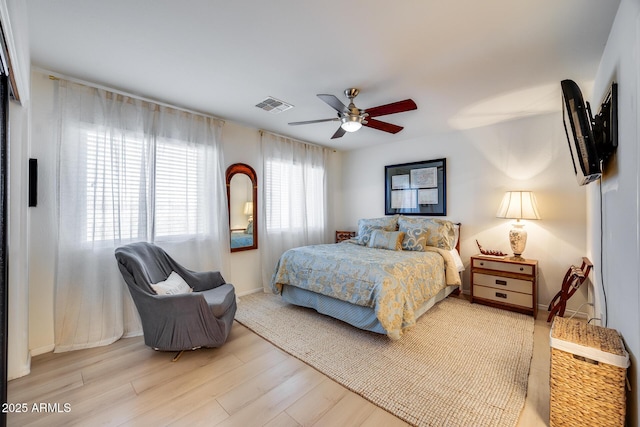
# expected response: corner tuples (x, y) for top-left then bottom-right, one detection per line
(237, 288), (264, 297)
(542, 304), (589, 319)
(461, 290), (589, 319)
(30, 344), (55, 357)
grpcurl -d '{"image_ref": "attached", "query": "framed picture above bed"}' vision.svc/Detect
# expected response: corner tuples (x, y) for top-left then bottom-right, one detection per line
(385, 158), (446, 216)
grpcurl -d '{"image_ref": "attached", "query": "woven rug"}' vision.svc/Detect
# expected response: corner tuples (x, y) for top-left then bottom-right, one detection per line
(235, 292), (535, 427)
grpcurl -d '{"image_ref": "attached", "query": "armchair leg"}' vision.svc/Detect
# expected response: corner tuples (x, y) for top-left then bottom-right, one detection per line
(172, 350), (185, 362)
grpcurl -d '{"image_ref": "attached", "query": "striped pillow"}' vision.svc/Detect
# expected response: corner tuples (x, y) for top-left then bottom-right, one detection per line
(367, 230), (405, 251)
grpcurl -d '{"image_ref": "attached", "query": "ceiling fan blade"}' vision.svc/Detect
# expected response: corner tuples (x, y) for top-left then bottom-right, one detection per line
(317, 94), (349, 114)
(365, 99), (417, 117)
(288, 118), (339, 126)
(364, 118), (404, 134)
(331, 126), (347, 139)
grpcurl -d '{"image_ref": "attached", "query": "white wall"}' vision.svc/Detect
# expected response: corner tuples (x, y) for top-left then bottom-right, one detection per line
(27, 72), (55, 356)
(590, 0), (640, 423)
(339, 112), (589, 313)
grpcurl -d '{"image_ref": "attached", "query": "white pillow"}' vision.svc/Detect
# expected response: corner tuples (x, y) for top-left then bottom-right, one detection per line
(449, 249), (465, 272)
(151, 271), (192, 295)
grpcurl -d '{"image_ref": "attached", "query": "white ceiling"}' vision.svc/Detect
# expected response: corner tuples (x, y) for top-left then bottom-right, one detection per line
(26, 0), (620, 151)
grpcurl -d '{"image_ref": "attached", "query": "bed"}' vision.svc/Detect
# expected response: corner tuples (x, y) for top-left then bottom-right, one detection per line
(230, 230), (253, 249)
(269, 216), (463, 340)
(231, 219), (254, 249)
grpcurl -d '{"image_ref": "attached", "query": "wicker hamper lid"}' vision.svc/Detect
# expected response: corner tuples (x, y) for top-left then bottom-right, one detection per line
(550, 317), (630, 368)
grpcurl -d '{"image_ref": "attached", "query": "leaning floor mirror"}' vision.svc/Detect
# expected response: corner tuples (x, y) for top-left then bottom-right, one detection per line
(226, 163), (257, 252)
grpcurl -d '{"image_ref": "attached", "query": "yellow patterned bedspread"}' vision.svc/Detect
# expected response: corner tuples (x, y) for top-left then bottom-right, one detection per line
(270, 242), (461, 339)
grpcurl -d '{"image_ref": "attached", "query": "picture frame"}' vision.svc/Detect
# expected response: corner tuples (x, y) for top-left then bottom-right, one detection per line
(385, 158), (446, 216)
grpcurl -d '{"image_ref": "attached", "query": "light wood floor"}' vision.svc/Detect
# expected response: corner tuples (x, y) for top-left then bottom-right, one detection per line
(8, 304), (552, 427)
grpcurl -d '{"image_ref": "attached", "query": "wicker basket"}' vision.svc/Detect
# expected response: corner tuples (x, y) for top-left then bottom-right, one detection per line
(550, 317), (629, 427)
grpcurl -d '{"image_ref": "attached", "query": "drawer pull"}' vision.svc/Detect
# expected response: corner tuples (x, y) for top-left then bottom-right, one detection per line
(495, 292), (507, 299)
(520, 267), (524, 271)
(495, 279), (507, 286)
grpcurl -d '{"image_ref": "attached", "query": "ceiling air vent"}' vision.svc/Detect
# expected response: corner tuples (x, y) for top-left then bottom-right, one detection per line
(255, 96), (294, 114)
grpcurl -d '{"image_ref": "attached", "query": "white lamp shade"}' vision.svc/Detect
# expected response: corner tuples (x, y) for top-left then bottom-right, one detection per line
(496, 191), (540, 220)
(243, 201), (253, 216)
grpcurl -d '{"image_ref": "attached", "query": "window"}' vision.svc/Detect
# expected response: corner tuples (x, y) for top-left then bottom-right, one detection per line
(154, 138), (208, 237)
(264, 159), (324, 231)
(85, 131), (207, 242)
(86, 131), (147, 242)
(55, 80), (227, 352)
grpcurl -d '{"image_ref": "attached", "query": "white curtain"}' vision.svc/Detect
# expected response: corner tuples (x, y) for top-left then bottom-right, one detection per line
(54, 79), (229, 352)
(260, 132), (330, 290)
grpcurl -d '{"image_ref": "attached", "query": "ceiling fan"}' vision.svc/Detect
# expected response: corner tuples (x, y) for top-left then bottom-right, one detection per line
(288, 88), (417, 139)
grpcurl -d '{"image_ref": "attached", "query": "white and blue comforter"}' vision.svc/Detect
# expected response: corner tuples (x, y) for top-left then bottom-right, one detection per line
(270, 242), (461, 339)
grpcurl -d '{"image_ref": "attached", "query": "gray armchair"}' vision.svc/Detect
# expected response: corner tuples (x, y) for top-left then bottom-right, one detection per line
(115, 242), (236, 355)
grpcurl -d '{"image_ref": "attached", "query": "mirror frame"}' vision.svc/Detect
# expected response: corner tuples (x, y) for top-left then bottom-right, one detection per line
(226, 163), (258, 252)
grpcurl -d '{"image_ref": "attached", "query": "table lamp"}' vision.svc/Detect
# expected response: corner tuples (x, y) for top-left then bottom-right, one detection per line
(243, 201), (254, 222)
(496, 191), (540, 260)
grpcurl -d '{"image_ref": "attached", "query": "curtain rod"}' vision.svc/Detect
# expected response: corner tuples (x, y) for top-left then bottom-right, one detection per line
(258, 129), (335, 151)
(38, 67), (225, 124)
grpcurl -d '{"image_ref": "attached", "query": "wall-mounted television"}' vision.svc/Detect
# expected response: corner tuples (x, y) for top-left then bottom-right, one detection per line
(561, 79), (618, 186)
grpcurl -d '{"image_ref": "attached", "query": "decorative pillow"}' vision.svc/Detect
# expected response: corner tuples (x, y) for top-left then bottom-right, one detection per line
(356, 215), (399, 246)
(449, 249), (465, 272)
(398, 216), (457, 251)
(367, 230), (405, 251)
(151, 271), (192, 295)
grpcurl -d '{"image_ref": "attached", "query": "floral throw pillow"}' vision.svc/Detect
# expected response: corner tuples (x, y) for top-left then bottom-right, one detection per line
(356, 215), (399, 246)
(398, 216), (456, 251)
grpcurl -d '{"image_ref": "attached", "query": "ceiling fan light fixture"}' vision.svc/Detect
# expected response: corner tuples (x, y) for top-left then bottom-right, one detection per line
(289, 89), (416, 139)
(340, 117), (362, 132)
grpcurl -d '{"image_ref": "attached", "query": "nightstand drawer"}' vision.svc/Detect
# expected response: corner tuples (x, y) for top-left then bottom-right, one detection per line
(472, 258), (533, 276)
(473, 273), (532, 294)
(473, 285), (533, 309)
(470, 255), (538, 318)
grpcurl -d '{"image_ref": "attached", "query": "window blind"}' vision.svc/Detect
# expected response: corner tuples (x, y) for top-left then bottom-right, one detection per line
(85, 132), (206, 241)
(264, 159), (324, 231)
(85, 131), (147, 242)
(154, 138), (205, 237)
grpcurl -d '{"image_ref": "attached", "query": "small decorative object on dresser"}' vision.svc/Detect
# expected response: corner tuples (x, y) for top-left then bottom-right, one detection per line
(475, 240), (507, 257)
(335, 230), (356, 243)
(471, 255), (538, 318)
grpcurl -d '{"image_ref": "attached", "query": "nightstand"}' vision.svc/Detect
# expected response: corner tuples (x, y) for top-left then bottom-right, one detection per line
(335, 230), (356, 243)
(470, 255), (538, 318)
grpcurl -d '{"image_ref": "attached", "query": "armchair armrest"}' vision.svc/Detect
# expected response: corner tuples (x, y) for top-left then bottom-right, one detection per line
(183, 270), (226, 292)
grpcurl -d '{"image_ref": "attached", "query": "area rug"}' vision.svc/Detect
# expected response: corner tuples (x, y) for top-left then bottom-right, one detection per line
(235, 292), (535, 427)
